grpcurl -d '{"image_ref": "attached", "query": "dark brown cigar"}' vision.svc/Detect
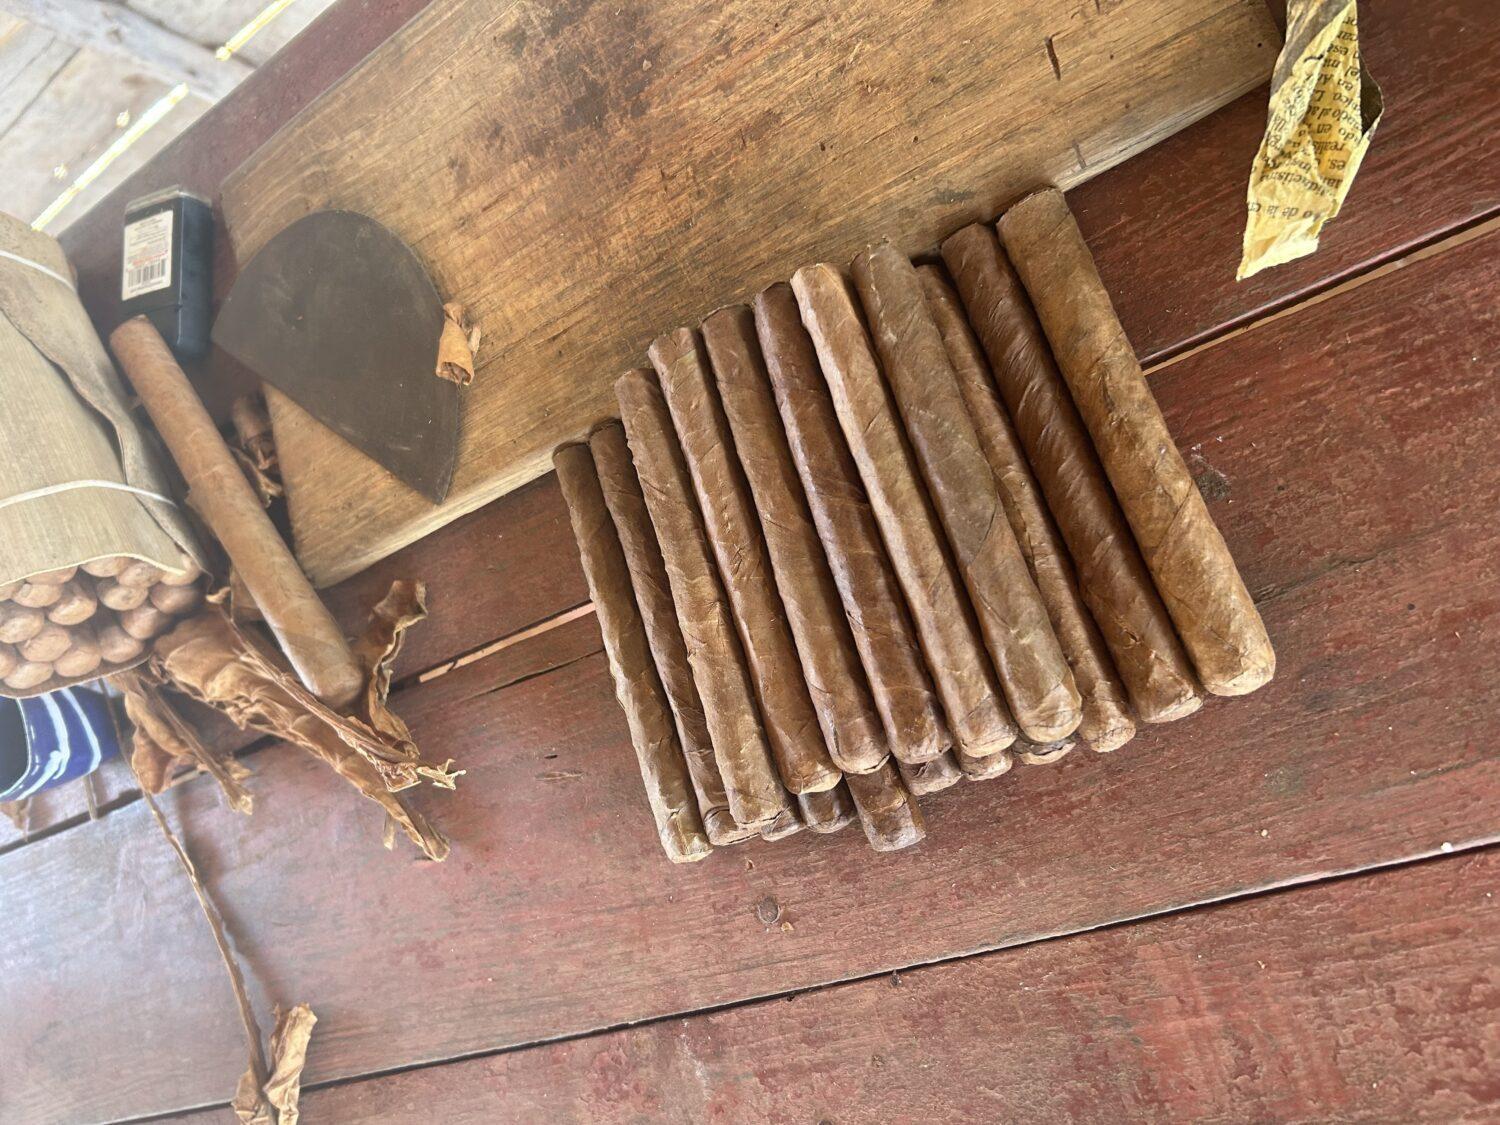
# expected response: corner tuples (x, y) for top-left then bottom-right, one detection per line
(998, 190), (1274, 697)
(650, 328), (841, 795)
(701, 306), (888, 775)
(753, 283), (949, 765)
(846, 758), (927, 851)
(917, 263), (1136, 753)
(940, 222), (1202, 723)
(799, 782), (858, 834)
(553, 442), (712, 863)
(615, 369), (791, 828)
(790, 263), (1016, 759)
(896, 751), (963, 795)
(852, 241), (1081, 743)
(590, 422), (757, 845)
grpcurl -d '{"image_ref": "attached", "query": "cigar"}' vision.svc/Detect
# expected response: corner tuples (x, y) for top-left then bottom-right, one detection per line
(80, 557), (128, 579)
(846, 758), (926, 851)
(701, 306), (888, 775)
(20, 622), (71, 664)
(0, 643), (16, 679)
(97, 578), (149, 612)
(1012, 737), (1074, 766)
(649, 328), (840, 795)
(26, 566), (76, 585)
(852, 242), (1081, 743)
(955, 744), (1015, 781)
(0, 581), (19, 601)
(590, 421), (756, 846)
(47, 581), (98, 626)
(790, 264), (1016, 759)
(896, 751), (963, 795)
(759, 802), (806, 841)
(110, 317), (363, 707)
(918, 263), (1136, 753)
(998, 191), (1274, 697)
(97, 623), (145, 665)
(157, 558), (202, 587)
(3, 660), (53, 692)
(118, 604), (174, 642)
(55, 628), (102, 679)
(0, 603), (46, 645)
(941, 223), (1202, 722)
(615, 368), (790, 829)
(798, 782), (857, 834)
(753, 283), (949, 765)
(11, 582), (62, 609)
(553, 442), (713, 864)
(148, 582), (202, 616)
(116, 560), (163, 588)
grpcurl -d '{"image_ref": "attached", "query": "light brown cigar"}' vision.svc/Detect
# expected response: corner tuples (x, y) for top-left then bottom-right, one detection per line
(790, 264), (1016, 759)
(97, 623), (145, 665)
(0, 603), (45, 645)
(615, 368), (790, 828)
(590, 421), (755, 846)
(998, 191), (1274, 696)
(0, 581), (19, 601)
(115, 560), (161, 588)
(0, 643), (16, 679)
(1013, 737), (1074, 766)
(3, 660), (53, 692)
(702, 306), (888, 775)
(955, 744), (1015, 781)
(897, 751), (963, 795)
(941, 223), (1202, 722)
(853, 242), (1080, 743)
(754, 283), (949, 765)
(11, 582), (62, 609)
(47, 581), (98, 626)
(96, 578), (148, 612)
(157, 558), (202, 587)
(649, 327), (840, 795)
(799, 782), (857, 834)
(26, 566), (76, 586)
(80, 557), (128, 579)
(148, 581), (202, 616)
(55, 628), (102, 679)
(846, 758), (926, 851)
(118, 604), (174, 641)
(918, 263), (1136, 753)
(20, 622), (71, 664)
(110, 317), (362, 707)
(553, 442), (713, 864)
(759, 802), (806, 841)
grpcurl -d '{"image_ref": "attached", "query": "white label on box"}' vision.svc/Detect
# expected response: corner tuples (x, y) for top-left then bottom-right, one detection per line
(121, 210), (173, 300)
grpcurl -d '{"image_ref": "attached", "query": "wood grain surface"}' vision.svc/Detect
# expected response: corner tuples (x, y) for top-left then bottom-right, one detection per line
(182, 847), (1500, 1124)
(218, 0), (1278, 586)
(4, 226), (1498, 1124)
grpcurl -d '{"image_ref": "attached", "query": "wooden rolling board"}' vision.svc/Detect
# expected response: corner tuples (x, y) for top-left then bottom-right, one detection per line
(220, 0), (1279, 587)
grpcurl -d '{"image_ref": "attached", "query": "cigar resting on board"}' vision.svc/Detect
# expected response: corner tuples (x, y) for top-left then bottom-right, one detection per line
(590, 421), (756, 846)
(917, 263), (1136, 753)
(753, 283), (949, 766)
(846, 758), (926, 852)
(649, 328), (840, 795)
(615, 368), (790, 829)
(701, 305), (888, 776)
(852, 242), (1081, 744)
(760, 802), (806, 841)
(109, 317), (363, 708)
(896, 750), (963, 796)
(1012, 737), (1074, 766)
(799, 781), (857, 834)
(940, 224), (1202, 723)
(553, 442), (713, 864)
(790, 264), (1016, 759)
(998, 191), (1274, 697)
(955, 745), (1016, 780)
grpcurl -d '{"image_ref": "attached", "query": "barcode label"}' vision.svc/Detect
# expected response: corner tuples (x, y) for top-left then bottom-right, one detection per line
(121, 210), (173, 300)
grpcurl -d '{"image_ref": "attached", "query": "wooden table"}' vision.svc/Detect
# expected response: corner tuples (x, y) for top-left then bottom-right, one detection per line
(2, 1), (1497, 1121)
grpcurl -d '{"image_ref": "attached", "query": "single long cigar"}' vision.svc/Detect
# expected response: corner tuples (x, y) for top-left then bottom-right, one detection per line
(760, 803), (806, 841)
(852, 242), (1081, 743)
(753, 283), (949, 765)
(998, 191), (1274, 696)
(799, 782), (857, 834)
(590, 421), (756, 846)
(896, 751), (963, 795)
(846, 758), (926, 852)
(918, 263), (1136, 753)
(790, 264), (1016, 759)
(615, 368), (790, 828)
(553, 442), (713, 864)
(701, 306), (887, 775)
(955, 745), (1015, 781)
(649, 328), (840, 794)
(110, 318), (362, 707)
(940, 223), (1202, 722)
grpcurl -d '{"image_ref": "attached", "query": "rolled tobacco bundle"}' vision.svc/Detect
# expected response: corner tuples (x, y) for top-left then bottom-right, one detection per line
(846, 758), (926, 852)
(896, 751), (963, 796)
(998, 190), (1274, 697)
(798, 782), (857, 834)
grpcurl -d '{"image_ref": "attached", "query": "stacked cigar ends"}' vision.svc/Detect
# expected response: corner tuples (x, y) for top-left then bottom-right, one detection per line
(556, 189), (1274, 863)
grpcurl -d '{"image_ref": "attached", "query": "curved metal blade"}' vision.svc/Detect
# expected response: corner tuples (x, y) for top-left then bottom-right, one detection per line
(212, 210), (459, 503)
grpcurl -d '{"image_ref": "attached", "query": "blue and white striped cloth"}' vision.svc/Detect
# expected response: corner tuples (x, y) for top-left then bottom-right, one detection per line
(0, 685), (122, 802)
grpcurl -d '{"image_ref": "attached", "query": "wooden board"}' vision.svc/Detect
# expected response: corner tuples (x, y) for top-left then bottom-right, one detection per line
(4, 224), (1498, 1124)
(219, 0), (1279, 586)
(182, 848), (1500, 1123)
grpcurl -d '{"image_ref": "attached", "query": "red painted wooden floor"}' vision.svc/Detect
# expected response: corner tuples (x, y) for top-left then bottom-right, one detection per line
(2, 1), (1497, 1121)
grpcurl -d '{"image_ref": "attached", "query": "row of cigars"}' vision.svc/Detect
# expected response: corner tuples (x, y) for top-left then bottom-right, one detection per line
(556, 189), (1275, 861)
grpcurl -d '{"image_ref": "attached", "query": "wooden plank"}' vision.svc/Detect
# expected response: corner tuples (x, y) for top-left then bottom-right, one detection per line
(124, 0), (339, 68)
(3, 227), (1498, 1123)
(218, 0), (1279, 587)
(0, 16), (73, 135)
(192, 848), (1500, 1123)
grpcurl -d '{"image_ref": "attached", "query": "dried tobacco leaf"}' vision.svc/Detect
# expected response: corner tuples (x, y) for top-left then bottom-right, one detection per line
(435, 301), (480, 385)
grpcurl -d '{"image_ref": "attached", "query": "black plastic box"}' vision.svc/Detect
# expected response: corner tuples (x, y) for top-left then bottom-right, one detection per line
(119, 187), (213, 359)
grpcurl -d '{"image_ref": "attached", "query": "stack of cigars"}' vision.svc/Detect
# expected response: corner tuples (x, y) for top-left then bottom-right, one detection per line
(0, 556), (203, 694)
(556, 189), (1274, 863)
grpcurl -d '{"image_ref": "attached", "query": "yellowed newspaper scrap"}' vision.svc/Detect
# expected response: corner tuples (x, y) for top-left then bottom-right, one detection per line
(1238, 0), (1383, 280)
